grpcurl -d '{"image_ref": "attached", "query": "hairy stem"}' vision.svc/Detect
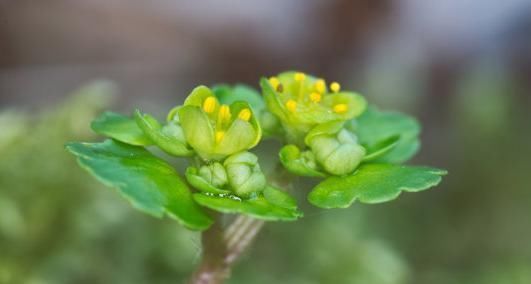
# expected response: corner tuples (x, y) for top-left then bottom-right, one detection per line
(188, 215), (265, 284)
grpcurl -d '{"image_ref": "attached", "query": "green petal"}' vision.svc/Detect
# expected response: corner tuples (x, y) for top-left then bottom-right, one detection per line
(304, 121), (345, 146)
(185, 167), (232, 195)
(308, 163), (447, 208)
(216, 120), (257, 155)
(193, 193), (303, 221)
(354, 106), (420, 163)
(260, 77), (289, 122)
(323, 92), (367, 120)
(183, 85), (215, 107)
(134, 110), (194, 157)
(178, 106), (215, 158)
(65, 140), (213, 230)
(228, 101), (262, 148)
(91, 112), (152, 146)
(279, 145), (326, 177)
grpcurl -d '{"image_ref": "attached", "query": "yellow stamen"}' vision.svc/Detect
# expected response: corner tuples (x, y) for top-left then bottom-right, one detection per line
(294, 72), (306, 82)
(218, 105), (231, 122)
(268, 77), (280, 90)
(202, 97), (217, 113)
(315, 79), (326, 93)
(333, 103), (348, 114)
(330, 82), (341, 93)
(215, 131), (225, 143)
(285, 99), (297, 112)
(238, 108), (252, 121)
(309, 92), (322, 103)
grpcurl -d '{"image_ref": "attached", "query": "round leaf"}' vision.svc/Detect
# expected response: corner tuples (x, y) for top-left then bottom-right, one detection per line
(91, 112), (152, 146)
(354, 106), (420, 163)
(66, 140), (213, 230)
(308, 164), (447, 208)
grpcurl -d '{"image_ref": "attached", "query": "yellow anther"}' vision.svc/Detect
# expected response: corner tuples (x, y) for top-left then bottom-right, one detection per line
(294, 72), (306, 82)
(215, 131), (225, 143)
(202, 97), (217, 113)
(333, 103), (348, 114)
(309, 92), (322, 103)
(238, 108), (252, 121)
(315, 79), (326, 93)
(218, 105), (231, 122)
(330, 82), (341, 93)
(285, 99), (297, 112)
(268, 77), (280, 90)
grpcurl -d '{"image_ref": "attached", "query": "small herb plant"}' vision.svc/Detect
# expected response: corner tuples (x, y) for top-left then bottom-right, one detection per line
(66, 71), (446, 283)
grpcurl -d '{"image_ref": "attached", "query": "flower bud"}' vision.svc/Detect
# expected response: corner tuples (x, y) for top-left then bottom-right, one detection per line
(224, 152), (266, 198)
(198, 162), (228, 189)
(309, 129), (366, 176)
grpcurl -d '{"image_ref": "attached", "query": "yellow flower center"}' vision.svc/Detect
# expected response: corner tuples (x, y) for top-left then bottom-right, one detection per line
(268, 77), (280, 90)
(294, 72), (306, 82)
(238, 108), (252, 121)
(330, 82), (341, 93)
(333, 103), (348, 114)
(309, 92), (322, 103)
(285, 99), (297, 112)
(202, 96), (217, 113)
(215, 131), (225, 143)
(218, 105), (231, 122)
(314, 79), (326, 93)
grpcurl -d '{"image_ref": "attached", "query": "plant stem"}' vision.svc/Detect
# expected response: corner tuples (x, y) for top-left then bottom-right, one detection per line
(188, 215), (265, 284)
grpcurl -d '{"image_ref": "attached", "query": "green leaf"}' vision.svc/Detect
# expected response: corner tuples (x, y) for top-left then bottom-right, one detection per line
(91, 112), (152, 146)
(354, 106), (420, 163)
(212, 84), (265, 112)
(185, 167), (232, 195)
(66, 140), (213, 230)
(279, 145), (326, 177)
(308, 164), (447, 208)
(362, 135), (400, 162)
(263, 186), (298, 210)
(134, 110), (194, 157)
(193, 192), (303, 221)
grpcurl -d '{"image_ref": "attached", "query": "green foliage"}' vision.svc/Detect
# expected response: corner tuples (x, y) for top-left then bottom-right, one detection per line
(308, 164), (447, 208)
(193, 186), (302, 221)
(352, 106), (420, 163)
(66, 140), (212, 230)
(91, 112), (152, 146)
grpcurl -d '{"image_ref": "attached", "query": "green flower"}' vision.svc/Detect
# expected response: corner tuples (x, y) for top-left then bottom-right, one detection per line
(177, 86), (262, 160)
(260, 71), (367, 144)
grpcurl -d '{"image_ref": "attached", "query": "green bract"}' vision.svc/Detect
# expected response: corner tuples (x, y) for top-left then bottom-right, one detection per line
(67, 70), (446, 232)
(178, 86), (262, 161)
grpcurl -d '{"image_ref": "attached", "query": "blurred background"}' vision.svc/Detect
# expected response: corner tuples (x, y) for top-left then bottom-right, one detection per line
(1, 0), (530, 283)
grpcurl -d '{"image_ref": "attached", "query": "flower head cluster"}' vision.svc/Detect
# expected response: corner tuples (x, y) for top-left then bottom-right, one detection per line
(168, 86), (266, 198)
(262, 71), (368, 176)
(261, 71), (366, 144)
